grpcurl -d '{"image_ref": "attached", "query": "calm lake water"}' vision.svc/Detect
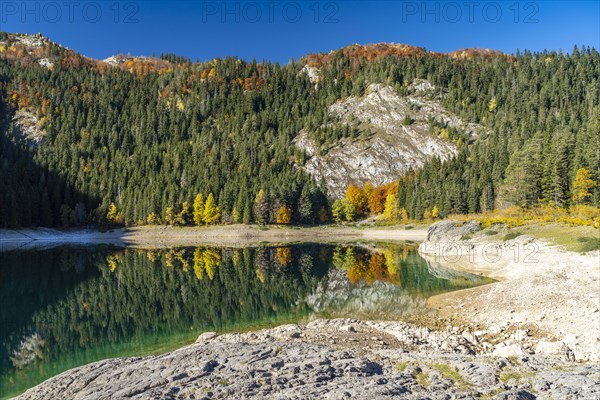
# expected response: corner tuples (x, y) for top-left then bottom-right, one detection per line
(0, 242), (492, 398)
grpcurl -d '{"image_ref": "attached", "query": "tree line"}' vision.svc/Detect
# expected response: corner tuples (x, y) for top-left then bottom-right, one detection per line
(0, 34), (598, 228)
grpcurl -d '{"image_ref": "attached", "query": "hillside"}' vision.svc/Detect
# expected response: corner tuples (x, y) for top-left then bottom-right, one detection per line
(0, 32), (598, 227)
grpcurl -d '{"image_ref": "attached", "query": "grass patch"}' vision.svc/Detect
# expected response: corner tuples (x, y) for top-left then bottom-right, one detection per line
(502, 231), (523, 241)
(257, 225), (269, 231)
(415, 369), (430, 388)
(519, 223), (599, 252)
(498, 370), (534, 384)
(395, 362), (409, 373)
(461, 233), (473, 240)
(483, 230), (498, 236)
(507, 356), (520, 366)
(431, 363), (470, 389)
(405, 225), (414, 230)
(576, 236), (600, 253)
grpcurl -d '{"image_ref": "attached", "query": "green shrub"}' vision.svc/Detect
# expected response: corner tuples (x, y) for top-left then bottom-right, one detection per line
(576, 236), (600, 253)
(503, 231), (522, 241)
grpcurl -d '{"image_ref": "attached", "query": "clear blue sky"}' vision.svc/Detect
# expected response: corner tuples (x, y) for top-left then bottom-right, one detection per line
(1, 1), (598, 62)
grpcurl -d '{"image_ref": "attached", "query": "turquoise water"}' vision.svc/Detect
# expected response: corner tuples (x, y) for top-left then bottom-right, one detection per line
(0, 243), (492, 398)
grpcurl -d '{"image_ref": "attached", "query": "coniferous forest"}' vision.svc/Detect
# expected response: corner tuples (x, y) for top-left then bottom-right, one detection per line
(0, 33), (598, 228)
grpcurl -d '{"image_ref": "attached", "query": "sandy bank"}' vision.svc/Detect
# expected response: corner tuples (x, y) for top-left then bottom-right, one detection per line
(0, 224), (427, 251)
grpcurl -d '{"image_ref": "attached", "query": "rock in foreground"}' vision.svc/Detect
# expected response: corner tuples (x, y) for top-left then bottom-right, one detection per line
(16, 319), (600, 400)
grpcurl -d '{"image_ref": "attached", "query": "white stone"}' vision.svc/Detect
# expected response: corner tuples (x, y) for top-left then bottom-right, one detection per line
(492, 343), (525, 358)
(534, 341), (563, 356)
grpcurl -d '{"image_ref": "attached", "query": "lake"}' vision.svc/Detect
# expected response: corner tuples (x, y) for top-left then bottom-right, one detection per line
(0, 242), (492, 398)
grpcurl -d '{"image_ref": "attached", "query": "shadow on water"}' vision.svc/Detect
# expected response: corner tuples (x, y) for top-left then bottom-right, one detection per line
(0, 243), (493, 399)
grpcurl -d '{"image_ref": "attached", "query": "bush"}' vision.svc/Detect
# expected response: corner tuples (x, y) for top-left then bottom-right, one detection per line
(576, 237), (600, 253)
(503, 231), (522, 241)
(484, 230), (498, 235)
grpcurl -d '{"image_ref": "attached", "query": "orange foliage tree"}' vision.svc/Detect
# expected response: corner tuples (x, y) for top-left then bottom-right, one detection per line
(275, 205), (292, 224)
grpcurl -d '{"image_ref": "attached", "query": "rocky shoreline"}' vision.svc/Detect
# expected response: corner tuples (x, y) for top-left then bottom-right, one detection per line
(421, 220), (600, 364)
(14, 319), (600, 399)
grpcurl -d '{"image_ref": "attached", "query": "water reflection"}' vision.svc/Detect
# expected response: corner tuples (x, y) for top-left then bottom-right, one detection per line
(0, 243), (491, 398)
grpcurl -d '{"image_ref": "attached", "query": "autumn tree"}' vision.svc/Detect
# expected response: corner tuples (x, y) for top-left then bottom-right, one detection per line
(176, 202), (191, 225)
(275, 205), (292, 224)
(232, 207), (240, 223)
(383, 194), (399, 221)
(346, 183), (367, 216)
(146, 212), (160, 225)
(106, 202), (123, 225)
(164, 207), (176, 226)
(203, 193), (220, 225)
(193, 193), (205, 226)
(368, 185), (387, 214)
(572, 168), (597, 204)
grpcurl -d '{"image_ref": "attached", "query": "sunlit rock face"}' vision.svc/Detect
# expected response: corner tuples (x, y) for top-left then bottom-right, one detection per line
(295, 81), (485, 198)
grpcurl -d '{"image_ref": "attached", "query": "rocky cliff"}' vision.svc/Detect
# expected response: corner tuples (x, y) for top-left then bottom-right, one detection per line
(294, 81), (485, 198)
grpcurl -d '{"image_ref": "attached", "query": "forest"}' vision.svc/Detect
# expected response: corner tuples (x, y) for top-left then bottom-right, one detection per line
(0, 34), (598, 228)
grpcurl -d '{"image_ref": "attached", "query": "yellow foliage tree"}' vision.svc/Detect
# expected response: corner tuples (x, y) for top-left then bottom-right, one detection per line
(232, 207), (240, 223)
(431, 205), (439, 219)
(572, 168), (597, 204)
(363, 182), (374, 205)
(383, 194), (399, 221)
(276, 247), (292, 266)
(193, 193), (205, 225)
(106, 202), (122, 225)
(488, 97), (497, 113)
(164, 207), (176, 225)
(146, 212), (160, 225)
(275, 205), (292, 224)
(203, 193), (220, 225)
(176, 202), (190, 225)
(345, 183), (366, 216)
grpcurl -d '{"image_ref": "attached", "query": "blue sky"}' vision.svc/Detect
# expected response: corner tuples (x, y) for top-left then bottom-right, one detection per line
(1, 1), (598, 62)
